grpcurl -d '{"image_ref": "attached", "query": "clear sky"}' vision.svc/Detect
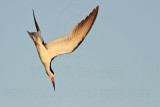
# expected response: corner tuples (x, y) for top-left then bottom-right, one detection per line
(0, 0), (159, 107)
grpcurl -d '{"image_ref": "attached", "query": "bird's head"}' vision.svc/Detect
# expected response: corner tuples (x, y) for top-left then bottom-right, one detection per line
(27, 31), (41, 46)
(27, 10), (43, 47)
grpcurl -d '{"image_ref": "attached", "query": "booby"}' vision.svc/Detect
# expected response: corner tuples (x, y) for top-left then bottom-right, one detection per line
(27, 6), (99, 91)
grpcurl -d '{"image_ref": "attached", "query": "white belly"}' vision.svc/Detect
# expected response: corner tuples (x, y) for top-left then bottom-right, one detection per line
(37, 45), (51, 64)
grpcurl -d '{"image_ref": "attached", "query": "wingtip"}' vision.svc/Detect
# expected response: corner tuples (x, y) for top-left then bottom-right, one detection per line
(97, 5), (99, 8)
(96, 5), (99, 11)
(32, 9), (35, 16)
(32, 10), (40, 31)
(91, 5), (99, 14)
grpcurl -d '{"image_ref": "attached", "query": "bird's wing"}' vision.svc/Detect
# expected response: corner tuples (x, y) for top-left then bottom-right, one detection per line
(45, 6), (99, 59)
(33, 10), (44, 44)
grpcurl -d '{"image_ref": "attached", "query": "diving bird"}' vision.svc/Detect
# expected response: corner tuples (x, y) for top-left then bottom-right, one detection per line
(27, 6), (99, 91)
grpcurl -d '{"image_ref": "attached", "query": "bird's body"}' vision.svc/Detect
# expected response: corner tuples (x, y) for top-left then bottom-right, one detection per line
(36, 41), (52, 77)
(27, 6), (99, 90)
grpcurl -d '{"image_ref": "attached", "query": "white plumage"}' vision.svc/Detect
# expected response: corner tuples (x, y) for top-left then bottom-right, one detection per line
(27, 6), (99, 90)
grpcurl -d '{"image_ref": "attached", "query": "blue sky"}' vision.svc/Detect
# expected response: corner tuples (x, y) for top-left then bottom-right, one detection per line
(0, 0), (159, 107)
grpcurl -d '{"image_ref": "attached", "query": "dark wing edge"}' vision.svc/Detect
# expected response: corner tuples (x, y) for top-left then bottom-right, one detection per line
(70, 5), (99, 52)
(32, 10), (45, 44)
(32, 9), (40, 31)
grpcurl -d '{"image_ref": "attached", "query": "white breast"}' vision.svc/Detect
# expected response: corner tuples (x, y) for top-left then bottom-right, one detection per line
(37, 44), (51, 64)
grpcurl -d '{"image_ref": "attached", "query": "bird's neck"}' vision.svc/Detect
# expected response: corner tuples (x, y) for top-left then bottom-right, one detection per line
(44, 63), (54, 78)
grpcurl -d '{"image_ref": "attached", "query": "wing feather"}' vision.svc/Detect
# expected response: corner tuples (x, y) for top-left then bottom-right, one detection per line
(46, 6), (99, 59)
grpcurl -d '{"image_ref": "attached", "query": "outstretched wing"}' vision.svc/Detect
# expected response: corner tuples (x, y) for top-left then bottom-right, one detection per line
(45, 6), (99, 59)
